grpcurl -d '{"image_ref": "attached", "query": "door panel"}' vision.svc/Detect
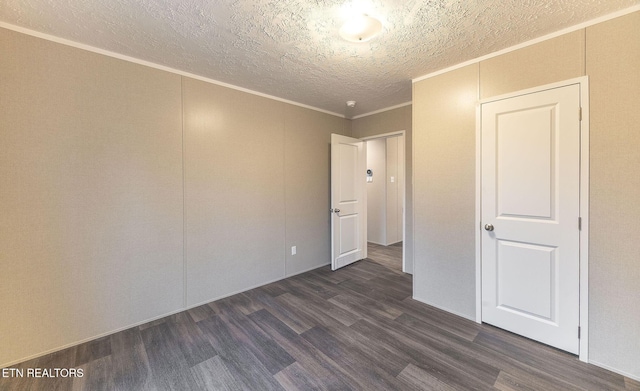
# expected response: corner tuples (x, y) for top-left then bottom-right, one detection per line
(497, 105), (554, 218)
(331, 134), (366, 270)
(481, 84), (580, 354)
(338, 144), (358, 202)
(339, 214), (358, 254)
(497, 241), (555, 320)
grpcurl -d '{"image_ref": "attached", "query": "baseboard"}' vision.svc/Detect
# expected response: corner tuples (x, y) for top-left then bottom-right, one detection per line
(589, 360), (640, 382)
(285, 262), (331, 278)
(1, 262), (330, 369)
(367, 240), (386, 246)
(412, 295), (476, 322)
(368, 240), (402, 247)
(185, 262), (329, 311)
(0, 306), (187, 369)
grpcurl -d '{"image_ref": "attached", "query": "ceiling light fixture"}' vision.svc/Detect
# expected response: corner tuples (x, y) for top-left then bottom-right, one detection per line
(339, 14), (382, 43)
(346, 101), (356, 107)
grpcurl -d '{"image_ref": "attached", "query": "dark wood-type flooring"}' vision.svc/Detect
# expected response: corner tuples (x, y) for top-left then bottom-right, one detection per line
(2, 242), (638, 390)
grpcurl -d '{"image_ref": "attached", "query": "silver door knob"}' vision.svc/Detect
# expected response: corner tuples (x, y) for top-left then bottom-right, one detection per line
(330, 208), (340, 213)
(484, 224), (494, 231)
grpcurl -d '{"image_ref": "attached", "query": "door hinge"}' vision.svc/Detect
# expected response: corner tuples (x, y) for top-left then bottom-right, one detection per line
(578, 217), (582, 230)
(579, 107), (582, 121)
(578, 326), (581, 339)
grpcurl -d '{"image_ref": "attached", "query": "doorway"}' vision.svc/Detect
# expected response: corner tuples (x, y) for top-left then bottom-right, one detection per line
(362, 131), (409, 274)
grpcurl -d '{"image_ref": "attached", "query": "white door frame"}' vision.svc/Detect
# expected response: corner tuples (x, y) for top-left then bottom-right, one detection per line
(361, 131), (408, 273)
(474, 77), (589, 362)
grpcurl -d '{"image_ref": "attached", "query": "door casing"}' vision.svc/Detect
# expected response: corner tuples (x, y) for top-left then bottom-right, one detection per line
(474, 76), (590, 362)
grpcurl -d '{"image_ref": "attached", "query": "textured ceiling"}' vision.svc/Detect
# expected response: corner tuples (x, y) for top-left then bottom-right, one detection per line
(1, 0), (639, 118)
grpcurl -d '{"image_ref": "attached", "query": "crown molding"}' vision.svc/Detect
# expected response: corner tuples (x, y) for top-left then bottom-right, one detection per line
(351, 101), (412, 120)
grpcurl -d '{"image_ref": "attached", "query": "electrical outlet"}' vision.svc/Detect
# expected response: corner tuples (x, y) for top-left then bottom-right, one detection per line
(291, 246), (297, 255)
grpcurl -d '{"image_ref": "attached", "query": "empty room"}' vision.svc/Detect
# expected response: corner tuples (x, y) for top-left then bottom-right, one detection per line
(1, 1), (639, 390)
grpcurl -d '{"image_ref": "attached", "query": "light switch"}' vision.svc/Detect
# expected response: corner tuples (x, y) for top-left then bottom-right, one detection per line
(291, 246), (297, 255)
(390, 176), (395, 183)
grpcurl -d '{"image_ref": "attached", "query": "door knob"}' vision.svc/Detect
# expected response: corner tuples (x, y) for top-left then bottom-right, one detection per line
(484, 224), (494, 231)
(330, 208), (340, 213)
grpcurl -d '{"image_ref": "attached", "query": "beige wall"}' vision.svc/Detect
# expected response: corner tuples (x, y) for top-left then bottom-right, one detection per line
(0, 27), (350, 367)
(352, 105), (413, 273)
(366, 138), (387, 244)
(283, 105), (351, 276)
(0, 28), (184, 366)
(413, 64), (478, 317)
(586, 11), (640, 378)
(385, 135), (402, 245)
(183, 79), (287, 306)
(413, 11), (640, 378)
(479, 30), (585, 99)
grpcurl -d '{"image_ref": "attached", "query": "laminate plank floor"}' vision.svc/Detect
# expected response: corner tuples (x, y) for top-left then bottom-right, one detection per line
(2, 242), (638, 390)
(366, 242), (403, 272)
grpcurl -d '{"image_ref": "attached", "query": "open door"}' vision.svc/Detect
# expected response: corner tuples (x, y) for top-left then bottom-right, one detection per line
(331, 134), (367, 270)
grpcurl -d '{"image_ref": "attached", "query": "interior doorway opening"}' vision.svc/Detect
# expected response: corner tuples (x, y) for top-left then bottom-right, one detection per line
(362, 131), (409, 274)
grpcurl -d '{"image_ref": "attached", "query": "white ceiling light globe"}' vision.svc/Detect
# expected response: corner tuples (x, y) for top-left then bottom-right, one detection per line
(339, 14), (382, 42)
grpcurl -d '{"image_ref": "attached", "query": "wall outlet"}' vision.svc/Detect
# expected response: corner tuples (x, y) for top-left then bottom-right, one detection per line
(291, 246), (297, 255)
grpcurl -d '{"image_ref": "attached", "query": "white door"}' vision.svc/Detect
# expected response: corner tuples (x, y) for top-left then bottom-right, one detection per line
(331, 133), (367, 270)
(481, 84), (581, 354)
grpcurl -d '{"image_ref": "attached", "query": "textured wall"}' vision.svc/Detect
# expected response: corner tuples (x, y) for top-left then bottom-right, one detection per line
(386, 136), (401, 245)
(366, 138), (387, 245)
(413, 65), (478, 319)
(352, 105), (413, 273)
(479, 30), (585, 99)
(183, 79), (286, 306)
(0, 28), (184, 366)
(413, 10), (640, 379)
(0, 26), (350, 367)
(283, 105), (351, 276)
(586, 11), (640, 378)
